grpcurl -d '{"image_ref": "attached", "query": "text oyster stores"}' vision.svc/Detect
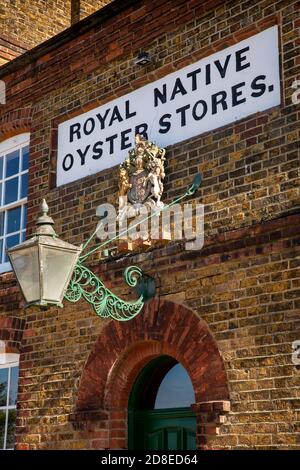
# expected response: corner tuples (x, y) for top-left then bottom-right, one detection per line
(57, 26), (280, 187)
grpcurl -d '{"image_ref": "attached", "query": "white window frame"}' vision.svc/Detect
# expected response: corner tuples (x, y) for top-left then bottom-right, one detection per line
(0, 354), (19, 450)
(0, 133), (29, 274)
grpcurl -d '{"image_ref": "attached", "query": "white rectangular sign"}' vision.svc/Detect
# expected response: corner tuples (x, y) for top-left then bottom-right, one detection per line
(57, 25), (280, 186)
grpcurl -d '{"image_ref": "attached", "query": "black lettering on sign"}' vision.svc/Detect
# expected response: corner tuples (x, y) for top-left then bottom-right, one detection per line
(187, 68), (201, 91)
(192, 100), (208, 120)
(92, 141), (103, 160)
(62, 153), (74, 171)
(96, 109), (110, 130)
(158, 114), (171, 134)
(170, 78), (187, 101)
(154, 84), (167, 107)
(69, 123), (81, 143)
(77, 145), (90, 165)
(125, 100), (137, 119)
(212, 91), (228, 115)
(83, 118), (95, 136)
(232, 82), (246, 107)
(109, 106), (123, 126)
(176, 104), (190, 126)
(236, 46), (250, 72)
(106, 134), (118, 154)
(121, 128), (132, 150)
(135, 123), (148, 139)
(205, 63), (211, 85)
(251, 75), (266, 98)
(214, 55), (231, 79)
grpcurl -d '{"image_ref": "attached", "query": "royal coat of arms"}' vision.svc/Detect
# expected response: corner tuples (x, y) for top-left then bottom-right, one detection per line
(118, 134), (166, 220)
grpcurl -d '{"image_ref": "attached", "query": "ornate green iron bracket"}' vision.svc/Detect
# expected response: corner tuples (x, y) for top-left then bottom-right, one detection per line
(63, 173), (202, 321)
(65, 263), (145, 321)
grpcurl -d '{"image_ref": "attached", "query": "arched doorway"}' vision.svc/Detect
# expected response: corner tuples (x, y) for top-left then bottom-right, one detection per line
(74, 299), (230, 450)
(128, 355), (196, 450)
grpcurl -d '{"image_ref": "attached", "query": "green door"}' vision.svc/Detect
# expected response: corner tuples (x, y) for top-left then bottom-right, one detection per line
(133, 408), (196, 450)
(128, 356), (196, 450)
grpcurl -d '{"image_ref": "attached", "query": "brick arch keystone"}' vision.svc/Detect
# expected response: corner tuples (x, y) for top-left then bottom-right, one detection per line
(73, 299), (230, 449)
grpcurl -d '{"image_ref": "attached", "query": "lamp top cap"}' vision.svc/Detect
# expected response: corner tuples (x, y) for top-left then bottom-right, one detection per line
(35, 199), (56, 236)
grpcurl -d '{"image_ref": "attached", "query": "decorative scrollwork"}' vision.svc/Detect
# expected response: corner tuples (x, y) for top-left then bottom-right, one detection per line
(123, 266), (143, 287)
(64, 262), (144, 321)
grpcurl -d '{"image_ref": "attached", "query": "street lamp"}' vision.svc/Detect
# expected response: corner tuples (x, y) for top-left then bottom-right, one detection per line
(8, 200), (81, 308)
(7, 200), (155, 321)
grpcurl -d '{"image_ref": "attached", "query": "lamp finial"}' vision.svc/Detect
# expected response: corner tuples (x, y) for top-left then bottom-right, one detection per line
(41, 199), (49, 216)
(35, 199), (56, 236)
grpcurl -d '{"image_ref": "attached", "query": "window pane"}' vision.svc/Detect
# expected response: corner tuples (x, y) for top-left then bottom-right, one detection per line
(21, 146), (29, 171)
(6, 150), (19, 178)
(0, 156), (3, 179)
(0, 410), (6, 449)
(21, 174), (28, 199)
(4, 177), (18, 205)
(0, 182), (2, 206)
(22, 205), (27, 230)
(0, 368), (8, 406)
(4, 234), (20, 262)
(9, 367), (19, 406)
(0, 212), (4, 236)
(6, 207), (21, 234)
(154, 363), (195, 409)
(6, 409), (17, 449)
(0, 239), (2, 263)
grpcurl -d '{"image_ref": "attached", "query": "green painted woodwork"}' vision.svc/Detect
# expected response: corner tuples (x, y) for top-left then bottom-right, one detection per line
(128, 356), (196, 450)
(132, 408), (196, 450)
(64, 174), (202, 321)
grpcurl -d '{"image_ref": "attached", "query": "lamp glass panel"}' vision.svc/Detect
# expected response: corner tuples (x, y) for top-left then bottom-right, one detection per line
(41, 246), (77, 302)
(10, 246), (40, 303)
(4, 234), (20, 263)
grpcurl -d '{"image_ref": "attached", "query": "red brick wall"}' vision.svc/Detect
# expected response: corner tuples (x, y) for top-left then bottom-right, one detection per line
(79, 1), (113, 20)
(0, 1), (71, 59)
(0, 0), (299, 449)
(0, 0), (113, 65)
(0, 37), (27, 67)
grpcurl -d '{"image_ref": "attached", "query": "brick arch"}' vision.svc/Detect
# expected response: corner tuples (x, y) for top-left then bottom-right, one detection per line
(0, 316), (26, 356)
(73, 299), (230, 449)
(0, 107), (32, 140)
